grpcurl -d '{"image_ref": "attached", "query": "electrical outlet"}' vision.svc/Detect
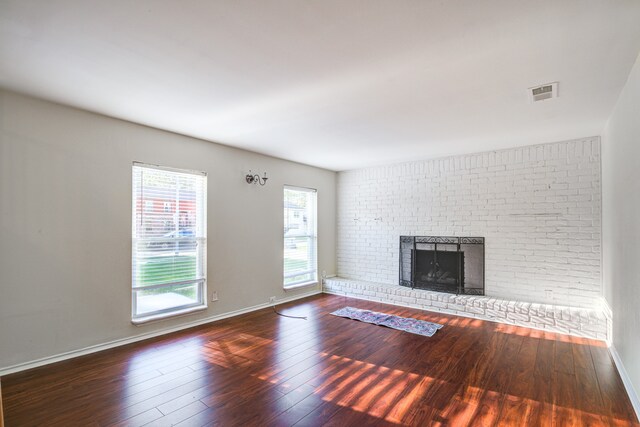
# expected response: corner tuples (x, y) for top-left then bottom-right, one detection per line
(269, 296), (276, 304)
(545, 289), (552, 300)
(211, 291), (219, 301)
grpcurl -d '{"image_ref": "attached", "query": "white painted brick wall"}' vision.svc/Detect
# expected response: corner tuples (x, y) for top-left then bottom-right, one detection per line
(336, 137), (601, 308)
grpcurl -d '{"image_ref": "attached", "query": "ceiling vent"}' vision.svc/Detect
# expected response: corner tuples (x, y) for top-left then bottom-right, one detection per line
(528, 82), (558, 103)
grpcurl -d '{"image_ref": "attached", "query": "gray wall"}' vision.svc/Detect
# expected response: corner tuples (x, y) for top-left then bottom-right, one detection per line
(602, 52), (640, 402)
(0, 90), (336, 370)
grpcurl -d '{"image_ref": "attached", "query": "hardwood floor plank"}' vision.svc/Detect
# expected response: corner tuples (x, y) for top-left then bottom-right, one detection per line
(453, 332), (509, 405)
(146, 400), (209, 427)
(2, 294), (637, 427)
(574, 366), (608, 425)
(555, 340), (576, 375)
(591, 346), (638, 424)
(292, 400), (343, 427)
(534, 335), (556, 380)
(270, 386), (326, 426)
(468, 389), (503, 427)
(108, 407), (163, 427)
(495, 336), (539, 426)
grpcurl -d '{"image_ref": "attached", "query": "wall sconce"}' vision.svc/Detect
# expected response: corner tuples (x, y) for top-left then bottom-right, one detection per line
(246, 170), (268, 186)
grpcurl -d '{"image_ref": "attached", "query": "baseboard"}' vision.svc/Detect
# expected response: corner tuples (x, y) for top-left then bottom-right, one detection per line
(609, 345), (640, 421)
(0, 290), (321, 377)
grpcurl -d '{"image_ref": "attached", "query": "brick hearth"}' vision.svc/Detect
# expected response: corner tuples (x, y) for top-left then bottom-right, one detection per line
(324, 277), (610, 341)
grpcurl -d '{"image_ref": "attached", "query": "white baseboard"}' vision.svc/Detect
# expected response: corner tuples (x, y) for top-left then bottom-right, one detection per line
(0, 290), (320, 377)
(609, 345), (640, 421)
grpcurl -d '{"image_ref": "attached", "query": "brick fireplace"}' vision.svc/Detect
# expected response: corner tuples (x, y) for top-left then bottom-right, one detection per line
(336, 137), (601, 308)
(399, 236), (485, 295)
(330, 137), (609, 340)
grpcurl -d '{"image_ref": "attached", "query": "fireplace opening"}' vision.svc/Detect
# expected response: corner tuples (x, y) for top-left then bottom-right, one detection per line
(415, 249), (464, 292)
(400, 236), (484, 295)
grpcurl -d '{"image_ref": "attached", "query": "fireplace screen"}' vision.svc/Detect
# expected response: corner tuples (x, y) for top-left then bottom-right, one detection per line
(400, 236), (484, 295)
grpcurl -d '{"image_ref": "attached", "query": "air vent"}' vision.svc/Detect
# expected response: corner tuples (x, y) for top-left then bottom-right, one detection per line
(528, 82), (558, 103)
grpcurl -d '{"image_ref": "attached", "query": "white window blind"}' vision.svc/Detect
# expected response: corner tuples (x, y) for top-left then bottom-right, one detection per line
(132, 163), (207, 320)
(283, 186), (317, 287)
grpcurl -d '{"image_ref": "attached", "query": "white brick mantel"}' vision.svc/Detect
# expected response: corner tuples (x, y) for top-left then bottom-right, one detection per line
(324, 277), (610, 341)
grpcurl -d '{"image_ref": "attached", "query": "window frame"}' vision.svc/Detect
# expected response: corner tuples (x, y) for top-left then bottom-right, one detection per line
(283, 185), (318, 289)
(131, 162), (207, 323)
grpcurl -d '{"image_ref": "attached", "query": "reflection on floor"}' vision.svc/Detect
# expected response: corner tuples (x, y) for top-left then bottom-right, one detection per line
(2, 294), (638, 426)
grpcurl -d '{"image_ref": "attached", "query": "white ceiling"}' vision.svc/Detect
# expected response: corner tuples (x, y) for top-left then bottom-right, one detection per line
(1, 1), (640, 171)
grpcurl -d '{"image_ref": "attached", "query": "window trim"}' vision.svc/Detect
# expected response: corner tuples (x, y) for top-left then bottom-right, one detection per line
(131, 162), (207, 323)
(283, 185), (318, 289)
(131, 304), (207, 325)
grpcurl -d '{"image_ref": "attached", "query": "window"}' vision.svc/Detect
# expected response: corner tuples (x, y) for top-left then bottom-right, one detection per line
(283, 186), (317, 288)
(132, 163), (207, 322)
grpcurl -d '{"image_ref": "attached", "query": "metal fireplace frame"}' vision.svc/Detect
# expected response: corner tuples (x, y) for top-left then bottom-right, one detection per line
(399, 236), (485, 296)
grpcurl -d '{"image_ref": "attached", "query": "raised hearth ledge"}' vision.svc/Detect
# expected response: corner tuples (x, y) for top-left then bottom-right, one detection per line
(323, 277), (610, 342)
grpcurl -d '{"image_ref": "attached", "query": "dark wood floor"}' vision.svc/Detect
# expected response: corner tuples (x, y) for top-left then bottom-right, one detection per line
(2, 294), (638, 426)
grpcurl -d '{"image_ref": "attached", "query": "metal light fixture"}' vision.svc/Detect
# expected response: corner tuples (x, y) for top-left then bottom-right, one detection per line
(246, 170), (268, 186)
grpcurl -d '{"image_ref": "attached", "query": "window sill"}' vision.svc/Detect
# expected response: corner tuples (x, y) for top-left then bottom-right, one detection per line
(132, 304), (207, 325)
(284, 281), (319, 291)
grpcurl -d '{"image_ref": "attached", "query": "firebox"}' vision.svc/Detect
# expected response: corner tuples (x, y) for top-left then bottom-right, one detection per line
(399, 236), (484, 295)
